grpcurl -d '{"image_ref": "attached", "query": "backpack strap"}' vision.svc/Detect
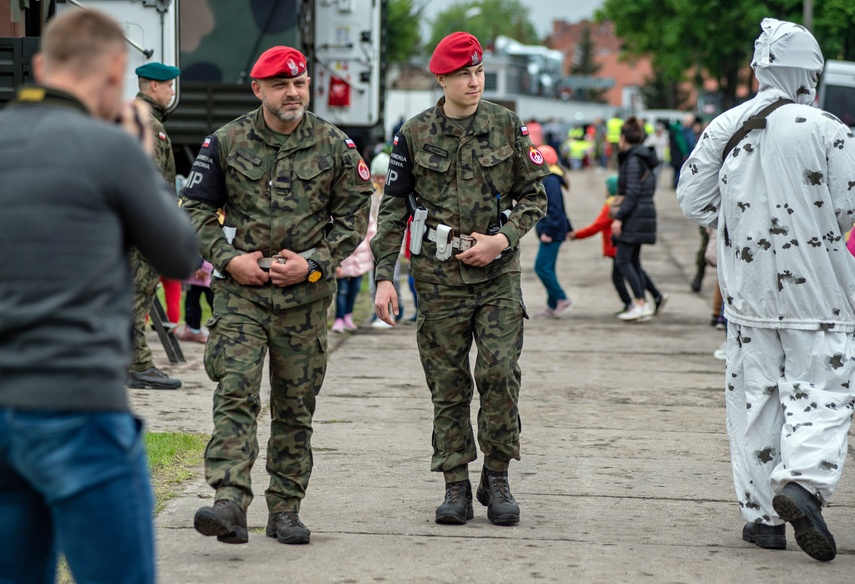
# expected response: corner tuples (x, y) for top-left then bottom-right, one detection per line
(721, 98), (794, 162)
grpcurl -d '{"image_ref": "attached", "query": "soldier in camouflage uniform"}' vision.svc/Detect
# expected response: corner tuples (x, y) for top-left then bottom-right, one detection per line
(372, 32), (549, 526)
(127, 62), (183, 390)
(183, 46), (373, 545)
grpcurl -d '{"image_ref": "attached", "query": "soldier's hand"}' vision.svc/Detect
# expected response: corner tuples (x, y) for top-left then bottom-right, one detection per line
(374, 280), (399, 326)
(269, 249), (309, 287)
(224, 251), (270, 286)
(119, 100), (154, 156)
(456, 232), (510, 267)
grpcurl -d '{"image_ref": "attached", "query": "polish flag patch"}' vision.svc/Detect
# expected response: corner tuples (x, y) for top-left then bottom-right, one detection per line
(528, 146), (544, 165)
(357, 158), (371, 181)
(345, 138), (357, 149)
(202, 137), (211, 148)
(158, 132), (167, 141)
(393, 135), (399, 146)
(520, 125), (529, 136)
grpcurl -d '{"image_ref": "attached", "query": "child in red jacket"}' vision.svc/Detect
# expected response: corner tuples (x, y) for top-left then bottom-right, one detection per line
(569, 176), (633, 313)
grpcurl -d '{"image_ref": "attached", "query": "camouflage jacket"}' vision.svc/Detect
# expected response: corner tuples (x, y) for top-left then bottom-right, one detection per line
(181, 107), (373, 309)
(135, 92), (176, 189)
(371, 98), (548, 286)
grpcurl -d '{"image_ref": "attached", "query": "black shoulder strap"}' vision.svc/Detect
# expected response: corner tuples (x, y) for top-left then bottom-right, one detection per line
(721, 98), (794, 162)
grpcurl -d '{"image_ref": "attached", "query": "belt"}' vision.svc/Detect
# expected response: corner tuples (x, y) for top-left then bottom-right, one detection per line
(425, 227), (474, 252)
(257, 247), (317, 270)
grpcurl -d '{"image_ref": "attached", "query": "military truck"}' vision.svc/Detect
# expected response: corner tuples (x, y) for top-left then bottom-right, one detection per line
(1, 0), (387, 173)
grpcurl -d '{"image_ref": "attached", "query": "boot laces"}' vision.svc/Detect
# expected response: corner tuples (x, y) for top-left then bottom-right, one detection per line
(490, 473), (513, 503)
(446, 481), (468, 504)
(274, 511), (304, 528)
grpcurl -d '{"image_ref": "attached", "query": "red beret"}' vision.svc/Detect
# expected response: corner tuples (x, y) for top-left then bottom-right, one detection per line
(250, 46), (307, 80)
(429, 32), (483, 75)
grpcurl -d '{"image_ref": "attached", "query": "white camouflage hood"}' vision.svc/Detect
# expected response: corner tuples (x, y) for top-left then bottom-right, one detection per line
(751, 18), (825, 105)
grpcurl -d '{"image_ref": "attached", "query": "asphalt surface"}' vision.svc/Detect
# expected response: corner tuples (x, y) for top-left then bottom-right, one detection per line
(133, 167), (855, 583)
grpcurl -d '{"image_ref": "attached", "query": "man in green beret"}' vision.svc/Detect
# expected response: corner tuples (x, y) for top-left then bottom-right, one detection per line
(127, 62), (184, 390)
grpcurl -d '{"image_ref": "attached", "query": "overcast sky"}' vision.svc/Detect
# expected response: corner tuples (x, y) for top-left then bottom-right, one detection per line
(419, 0), (605, 38)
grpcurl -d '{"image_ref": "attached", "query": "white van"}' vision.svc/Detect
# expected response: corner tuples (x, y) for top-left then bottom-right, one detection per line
(817, 60), (855, 128)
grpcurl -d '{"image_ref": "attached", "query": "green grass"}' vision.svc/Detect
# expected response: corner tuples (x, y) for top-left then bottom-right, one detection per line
(57, 431), (208, 582)
(145, 431), (209, 513)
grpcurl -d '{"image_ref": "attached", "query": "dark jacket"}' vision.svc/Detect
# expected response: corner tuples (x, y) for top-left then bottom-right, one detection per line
(0, 87), (198, 412)
(536, 171), (572, 240)
(615, 145), (658, 245)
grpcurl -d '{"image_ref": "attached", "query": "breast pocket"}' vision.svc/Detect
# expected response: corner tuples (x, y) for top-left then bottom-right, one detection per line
(414, 150), (452, 204)
(225, 148), (266, 205)
(477, 143), (514, 195)
(293, 153), (333, 212)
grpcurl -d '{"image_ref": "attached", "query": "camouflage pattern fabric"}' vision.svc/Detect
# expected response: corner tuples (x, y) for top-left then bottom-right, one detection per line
(372, 98), (549, 286)
(371, 98), (547, 481)
(203, 291), (329, 513)
(181, 107), (373, 311)
(128, 249), (160, 372)
(136, 92), (176, 189)
(416, 274), (525, 478)
(181, 105), (372, 512)
(129, 92), (178, 371)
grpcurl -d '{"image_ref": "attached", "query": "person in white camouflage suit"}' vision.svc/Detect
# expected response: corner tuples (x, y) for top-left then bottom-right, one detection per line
(677, 19), (855, 562)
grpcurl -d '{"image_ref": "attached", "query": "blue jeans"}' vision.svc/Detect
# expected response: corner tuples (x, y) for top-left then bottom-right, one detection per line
(0, 410), (155, 584)
(335, 275), (363, 318)
(534, 240), (567, 309)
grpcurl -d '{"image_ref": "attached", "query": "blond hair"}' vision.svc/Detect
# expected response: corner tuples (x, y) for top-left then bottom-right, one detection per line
(41, 8), (126, 74)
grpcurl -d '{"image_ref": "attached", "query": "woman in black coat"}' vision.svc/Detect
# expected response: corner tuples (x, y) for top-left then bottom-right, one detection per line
(611, 117), (668, 321)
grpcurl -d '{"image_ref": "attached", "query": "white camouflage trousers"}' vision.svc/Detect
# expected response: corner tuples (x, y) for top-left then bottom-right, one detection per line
(725, 324), (855, 525)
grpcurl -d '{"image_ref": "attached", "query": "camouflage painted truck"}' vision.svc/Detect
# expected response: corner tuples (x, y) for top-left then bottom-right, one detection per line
(0, 0), (387, 173)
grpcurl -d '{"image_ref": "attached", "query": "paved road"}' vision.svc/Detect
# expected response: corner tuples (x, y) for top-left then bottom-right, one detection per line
(135, 168), (855, 583)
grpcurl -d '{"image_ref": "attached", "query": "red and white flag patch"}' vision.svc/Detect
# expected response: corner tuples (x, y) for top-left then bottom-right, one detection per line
(520, 125), (529, 136)
(393, 135), (399, 146)
(357, 158), (371, 181)
(345, 138), (357, 149)
(158, 132), (167, 141)
(528, 146), (544, 166)
(202, 137), (211, 148)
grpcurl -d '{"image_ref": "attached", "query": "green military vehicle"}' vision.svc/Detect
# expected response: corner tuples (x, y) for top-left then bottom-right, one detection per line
(1, 0), (387, 174)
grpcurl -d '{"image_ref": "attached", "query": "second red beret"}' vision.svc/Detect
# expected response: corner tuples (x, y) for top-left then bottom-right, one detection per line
(429, 32), (483, 75)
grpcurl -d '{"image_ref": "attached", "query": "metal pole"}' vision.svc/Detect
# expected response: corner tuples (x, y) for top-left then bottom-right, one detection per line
(66, 0), (154, 58)
(803, 0), (813, 32)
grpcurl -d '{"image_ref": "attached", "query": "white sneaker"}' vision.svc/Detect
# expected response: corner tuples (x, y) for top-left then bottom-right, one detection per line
(371, 319), (394, 329)
(617, 303), (651, 321)
(713, 341), (727, 361)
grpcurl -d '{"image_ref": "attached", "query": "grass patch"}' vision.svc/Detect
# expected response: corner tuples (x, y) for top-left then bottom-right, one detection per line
(145, 431), (208, 513)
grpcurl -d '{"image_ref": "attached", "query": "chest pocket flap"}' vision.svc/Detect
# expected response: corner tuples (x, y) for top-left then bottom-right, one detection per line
(226, 148), (265, 180)
(415, 149), (452, 173)
(477, 143), (514, 168)
(294, 154), (334, 181)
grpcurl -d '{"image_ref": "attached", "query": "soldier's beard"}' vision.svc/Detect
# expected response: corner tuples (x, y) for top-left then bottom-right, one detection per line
(267, 101), (306, 122)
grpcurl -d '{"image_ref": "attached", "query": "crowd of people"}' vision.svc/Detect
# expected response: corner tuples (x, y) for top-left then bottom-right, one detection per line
(3, 8), (855, 583)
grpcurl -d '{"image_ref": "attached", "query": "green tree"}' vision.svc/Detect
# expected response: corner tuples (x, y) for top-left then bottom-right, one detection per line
(386, 0), (423, 63)
(639, 67), (690, 110)
(598, 0), (855, 111)
(427, 0), (538, 53)
(569, 25), (606, 103)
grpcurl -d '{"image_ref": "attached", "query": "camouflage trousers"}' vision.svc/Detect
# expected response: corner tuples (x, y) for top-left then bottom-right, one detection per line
(414, 273), (525, 482)
(725, 324), (855, 523)
(202, 287), (329, 514)
(130, 248), (160, 372)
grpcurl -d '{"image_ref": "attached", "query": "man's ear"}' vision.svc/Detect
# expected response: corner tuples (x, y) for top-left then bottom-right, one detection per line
(251, 79), (263, 100)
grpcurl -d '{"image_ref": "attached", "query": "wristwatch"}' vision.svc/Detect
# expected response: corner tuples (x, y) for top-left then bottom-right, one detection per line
(306, 259), (322, 283)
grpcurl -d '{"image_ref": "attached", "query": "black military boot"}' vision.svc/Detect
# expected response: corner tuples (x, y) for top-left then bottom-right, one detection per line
(193, 499), (248, 544)
(476, 468), (520, 526)
(742, 522), (786, 549)
(773, 482), (836, 561)
(127, 367), (182, 389)
(266, 511), (311, 544)
(435, 479), (474, 524)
